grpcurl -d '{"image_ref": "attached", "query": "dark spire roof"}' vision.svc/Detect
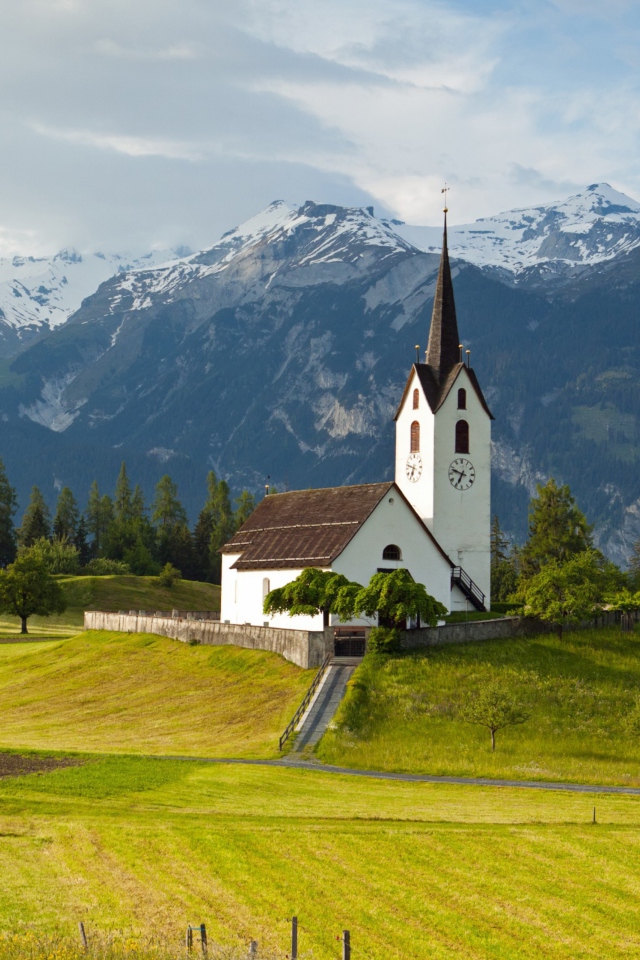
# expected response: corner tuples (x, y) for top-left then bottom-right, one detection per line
(425, 212), (461, 383)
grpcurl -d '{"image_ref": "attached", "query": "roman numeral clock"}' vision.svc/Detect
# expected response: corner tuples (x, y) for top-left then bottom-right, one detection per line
(448, 457), (475, 490)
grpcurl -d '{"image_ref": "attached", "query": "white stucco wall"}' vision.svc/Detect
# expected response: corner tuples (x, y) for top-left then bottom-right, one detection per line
(394, 369), (436, 526)
(432, 367), (492, 606)
(332, 486), (452, 615)
(221, 554), (326, 630)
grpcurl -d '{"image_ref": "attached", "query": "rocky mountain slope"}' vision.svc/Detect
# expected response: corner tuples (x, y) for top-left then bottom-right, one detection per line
(1, 190), (640, 564)
(0, 245), (189, 357)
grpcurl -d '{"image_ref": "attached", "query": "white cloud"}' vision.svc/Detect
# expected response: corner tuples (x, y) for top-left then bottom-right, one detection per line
(95, 39), (199, 61)
(30, 123), (204, 161)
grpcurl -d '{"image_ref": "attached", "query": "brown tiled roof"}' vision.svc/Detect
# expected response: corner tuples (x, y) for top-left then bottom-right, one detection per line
(222, 482), (395, 570)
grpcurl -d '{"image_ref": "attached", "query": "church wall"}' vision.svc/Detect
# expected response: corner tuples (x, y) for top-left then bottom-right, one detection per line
(221, 554), (325, 630)
(332, 487), (452, 614)
(394, 369), (436, 527)
(432, 366), (492, 606)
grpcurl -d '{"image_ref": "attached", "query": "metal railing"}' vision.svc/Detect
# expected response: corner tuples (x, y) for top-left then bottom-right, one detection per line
(279, 653), (332, 751)
(451, 566), (486, 611)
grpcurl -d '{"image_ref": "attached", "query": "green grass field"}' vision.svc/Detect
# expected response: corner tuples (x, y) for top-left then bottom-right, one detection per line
(0, 632), (312, 757)
(317, 626), (640, 786)
(1, 576), (222, 631)
(0, 757), (639, 958)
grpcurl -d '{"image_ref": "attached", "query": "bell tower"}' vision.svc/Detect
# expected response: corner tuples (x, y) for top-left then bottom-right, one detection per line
(394, 202), (493, 608)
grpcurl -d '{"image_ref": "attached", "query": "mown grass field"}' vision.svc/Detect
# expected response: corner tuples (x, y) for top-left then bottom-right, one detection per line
(0, 757), (639, 959)
(5, 576), (222, 631)
(0, 632), (312, 757)
(317, 626), (640, 786)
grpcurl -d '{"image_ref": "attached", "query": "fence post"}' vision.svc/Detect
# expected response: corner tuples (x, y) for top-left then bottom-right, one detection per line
(200, 923), (208, 955)
(186, 926), (193, 952)
(78, 923), (88, 951)
(342, 929), (350, 960)
(291, 917), (298, 960)
(248, 940), (258, 957)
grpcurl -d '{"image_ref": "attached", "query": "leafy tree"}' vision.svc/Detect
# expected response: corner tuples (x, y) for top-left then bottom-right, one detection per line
(367, 626), (402, 654)
(628, 539), (640, 591)
(18, 487), (51, 547)
(84, 557), (130, 575)
(158, 562), (181, 588)
(520, 478), (593, 579)
(491, 514), (518, 602)
(53, 486), (79, 541)
(0, 555), (66, 633)
(0, 458), (17, 567)
(235, 490), (256, 529)
(351, 569), (447, 628)
(264, 568), (358, 627)
(606, 588), (640, 613)
(459, 684), (530, 751)
(86, 482), (113, 556)
(21, 538), (80, 575)
(519, 550), (603, 638)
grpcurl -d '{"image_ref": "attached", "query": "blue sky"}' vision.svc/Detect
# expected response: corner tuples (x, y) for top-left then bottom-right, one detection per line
(1, 0), (639, 254)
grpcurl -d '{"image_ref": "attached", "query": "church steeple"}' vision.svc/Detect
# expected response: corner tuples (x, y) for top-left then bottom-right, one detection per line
(425, 210), (460, 384)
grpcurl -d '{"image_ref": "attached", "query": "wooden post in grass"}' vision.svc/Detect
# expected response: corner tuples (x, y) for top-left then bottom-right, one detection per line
(186, 926), (193, 951)
(342, 930), (351, 960)
(200, 924), (208, 955)
(593, 806), (596, 824)
(249, 940), (258, 957)
(291, 917), (298, 959)
(78, 922), (88, 951)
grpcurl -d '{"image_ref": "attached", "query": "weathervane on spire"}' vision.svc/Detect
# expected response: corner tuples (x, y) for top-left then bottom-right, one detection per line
(441, 183), (449, 213)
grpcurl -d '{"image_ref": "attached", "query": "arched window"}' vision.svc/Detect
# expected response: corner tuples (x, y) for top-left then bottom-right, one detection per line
(382, 544), (401, 561)
(412, 388), (419, 410)
(458, 388), (466, 410)
(262, 577), (271, 600)
(410, 421), (420, 452)
(455, 420), (470, 454)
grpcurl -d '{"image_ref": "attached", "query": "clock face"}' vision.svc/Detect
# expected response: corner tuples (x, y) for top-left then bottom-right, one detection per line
(449, 458), (475, 491)
(406, 452), (422, 482)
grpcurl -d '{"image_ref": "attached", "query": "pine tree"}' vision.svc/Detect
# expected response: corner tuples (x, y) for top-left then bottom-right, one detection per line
(151, 475), (187, 530)
(193, 472), (217, 582)
(131, 485), (146, 521)
(490, 514), (518, 602)
(0, 458), (17, 567)
(235, 490), (256, 530)
(209, 480), (235, 584)
(113, 462), (133, 524)
(18, 487), (51, 548)
(86, 482), (113, 556)
(53, 487), (79, 541)
(74, 516), (90, 567)
(520, 478), (593, 579)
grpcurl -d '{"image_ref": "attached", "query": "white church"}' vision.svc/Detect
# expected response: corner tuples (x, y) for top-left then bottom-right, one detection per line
(220, 214), (493, 630)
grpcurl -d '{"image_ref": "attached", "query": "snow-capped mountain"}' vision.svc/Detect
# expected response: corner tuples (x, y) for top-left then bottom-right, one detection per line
(393, 183), (640, 280)
(0, 245), (189, 355)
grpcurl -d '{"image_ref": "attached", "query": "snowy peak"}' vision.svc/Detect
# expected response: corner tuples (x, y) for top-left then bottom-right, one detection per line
(394, 183), (640, 276)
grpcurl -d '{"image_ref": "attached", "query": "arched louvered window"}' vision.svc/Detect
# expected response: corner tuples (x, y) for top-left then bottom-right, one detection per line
(455, 420), (469, 454)
(412, 388), (419, 409)
(382, 544), (401, 561)
(410, 421), (420, 452)
(458, 388), (466, 410)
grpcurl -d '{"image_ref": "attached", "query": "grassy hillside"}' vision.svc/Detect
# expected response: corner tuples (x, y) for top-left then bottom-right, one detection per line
(317, 626), (640, 786)
(12, 575), (222, 630)
(0, 758), (639, 958)
(0, 631), (312, 757)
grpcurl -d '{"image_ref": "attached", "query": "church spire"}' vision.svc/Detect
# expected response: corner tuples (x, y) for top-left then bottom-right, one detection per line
(425, 207), (461, 384)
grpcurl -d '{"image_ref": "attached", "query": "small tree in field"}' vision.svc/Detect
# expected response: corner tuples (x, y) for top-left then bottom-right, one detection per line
(158, 562), (181, 588)
(519, 551), (603, 638)
(352, 569), (447, 628)
(0, 555), (66, 633)
(460, 684), (530, 751)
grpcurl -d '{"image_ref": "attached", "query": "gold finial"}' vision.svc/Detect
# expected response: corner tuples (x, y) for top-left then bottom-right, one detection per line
(441, 182), (449, 213)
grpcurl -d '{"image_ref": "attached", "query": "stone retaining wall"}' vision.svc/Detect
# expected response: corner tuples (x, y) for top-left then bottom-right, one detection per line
(85, 609), (623, 669)
(84, 611), (330, 668)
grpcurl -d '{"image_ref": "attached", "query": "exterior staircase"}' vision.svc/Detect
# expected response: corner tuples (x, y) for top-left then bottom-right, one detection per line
(451, 566), (487, 611)
(280, 655), (362, 753)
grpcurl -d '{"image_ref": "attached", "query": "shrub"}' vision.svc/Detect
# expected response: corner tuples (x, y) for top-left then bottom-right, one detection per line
(158, 562), (181, 588)
(20, 537), (80, 575)
(84, 557), (131, 576)
(367, 626), (402, 654)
